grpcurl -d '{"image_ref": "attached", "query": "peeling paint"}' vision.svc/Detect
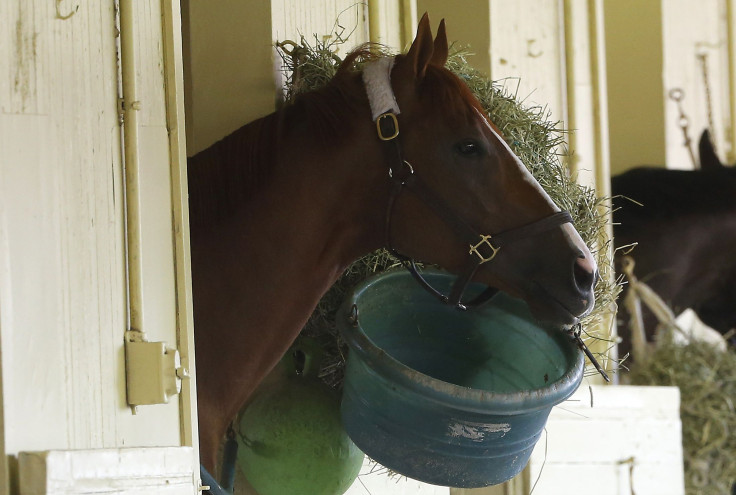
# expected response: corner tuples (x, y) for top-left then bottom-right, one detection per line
(447, 420), (511, 442)
(12, 7), (39, 113)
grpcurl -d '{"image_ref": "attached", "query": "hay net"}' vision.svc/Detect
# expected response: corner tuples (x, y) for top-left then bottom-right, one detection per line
(275, 35), (620, 389)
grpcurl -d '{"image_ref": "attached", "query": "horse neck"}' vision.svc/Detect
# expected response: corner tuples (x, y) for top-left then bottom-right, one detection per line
(191, 96), (388, 325)
(191, 85), (387, 453)
(248, 89), (387, 265)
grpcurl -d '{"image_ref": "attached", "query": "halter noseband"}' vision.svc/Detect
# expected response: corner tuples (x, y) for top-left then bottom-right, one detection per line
(363, 57), (574, 310)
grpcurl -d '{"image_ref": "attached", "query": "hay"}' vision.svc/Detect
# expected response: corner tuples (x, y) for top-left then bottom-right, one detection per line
(629, 339), (736, 494)
(276, 36), (620, 388)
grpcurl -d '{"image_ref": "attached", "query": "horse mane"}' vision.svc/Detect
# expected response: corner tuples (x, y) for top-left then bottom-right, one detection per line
(187, 45), (481, 234)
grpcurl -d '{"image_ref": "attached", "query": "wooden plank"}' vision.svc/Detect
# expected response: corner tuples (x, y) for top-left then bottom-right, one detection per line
(183, 0), (276, 154)
(18, 447), (196, 494)
(662, 0), (731, 169)
(368, 0), (403, 50)
(271, 0), (369, 51)
(0, 0), (127, 454)
(604, 0), (667, 174)
(161, 0), (200, 462)
(527, 385), (685, 495)
(0, 0), (187, 459)
(0, 113), (70, 452)
(118, 0), (184, 446)
(0, 0), (48, 115)
(489, 0), (567, 127)
(728, 0), (736, 162)
(116, 125), (181, 447)
(415, 0), (492, 75)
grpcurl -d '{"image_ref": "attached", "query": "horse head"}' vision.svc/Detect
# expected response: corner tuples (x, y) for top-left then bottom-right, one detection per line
(190, 13), (602, 472)
(377, 15), (597, 326)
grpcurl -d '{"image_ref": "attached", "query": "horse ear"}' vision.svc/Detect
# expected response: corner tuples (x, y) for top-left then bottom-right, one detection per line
(699, 129), (723, 171)
(405, 12), (435, 79)
(431, 19), (449, 67)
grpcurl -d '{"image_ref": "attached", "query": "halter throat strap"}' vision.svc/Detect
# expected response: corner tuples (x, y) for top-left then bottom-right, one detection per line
(363, 57), (574, 310)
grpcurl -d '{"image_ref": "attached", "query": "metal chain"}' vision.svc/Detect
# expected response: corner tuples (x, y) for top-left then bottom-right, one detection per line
(668, 88), (698, 167)
(697, 51), (717, 155)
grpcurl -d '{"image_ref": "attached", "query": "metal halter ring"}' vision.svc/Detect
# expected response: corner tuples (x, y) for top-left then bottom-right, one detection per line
(388, 160), (414, 180)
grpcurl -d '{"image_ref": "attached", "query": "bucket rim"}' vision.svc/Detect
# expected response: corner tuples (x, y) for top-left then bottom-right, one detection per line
(338, 268), (585, 415)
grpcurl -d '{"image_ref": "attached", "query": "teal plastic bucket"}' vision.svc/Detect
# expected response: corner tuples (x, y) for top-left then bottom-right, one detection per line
(338, 269), (584, 488)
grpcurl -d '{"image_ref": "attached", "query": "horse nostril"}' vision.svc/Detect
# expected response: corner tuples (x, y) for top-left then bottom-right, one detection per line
(573, 255), (596, 293)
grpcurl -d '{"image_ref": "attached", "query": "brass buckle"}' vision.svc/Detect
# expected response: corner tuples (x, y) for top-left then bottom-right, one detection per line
(376, 112), (399, 141)
(469, 235), (499, 264)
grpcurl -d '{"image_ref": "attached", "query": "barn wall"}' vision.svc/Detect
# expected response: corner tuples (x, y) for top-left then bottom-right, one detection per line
(662, 0), (733, 169)
(416, 0), (492, 74)
(0, 0), (129, 455)
(0, 0), (198, 491)
(604, 0), (666, 175)
(271, 0), (370, 49)
(366, 0), (408, 50)
(489, 1), (569, 129)
(605, 0), (736, 173)
(182, 1), (376, 157)
(182, 0), (275, 156)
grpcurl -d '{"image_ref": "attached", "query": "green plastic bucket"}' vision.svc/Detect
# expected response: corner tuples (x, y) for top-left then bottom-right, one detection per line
(338, 269), (584, 487)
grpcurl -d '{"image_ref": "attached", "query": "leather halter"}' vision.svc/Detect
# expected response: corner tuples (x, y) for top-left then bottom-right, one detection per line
(364, 59), (574, 310)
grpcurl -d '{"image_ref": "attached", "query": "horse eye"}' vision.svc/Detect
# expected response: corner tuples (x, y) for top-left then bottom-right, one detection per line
(456, 140), (481, 156)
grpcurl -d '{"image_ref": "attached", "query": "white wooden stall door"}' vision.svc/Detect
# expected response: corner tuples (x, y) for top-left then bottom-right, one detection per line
(1, 0), (199, 492)
(526, 385), (685, 495)
(662, 0), (733, 169)
(18, 448), (195, 495)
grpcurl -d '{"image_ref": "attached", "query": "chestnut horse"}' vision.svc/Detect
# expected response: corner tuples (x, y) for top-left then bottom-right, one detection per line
(188, 14), (597, 471)
(613, 130), (736, 359)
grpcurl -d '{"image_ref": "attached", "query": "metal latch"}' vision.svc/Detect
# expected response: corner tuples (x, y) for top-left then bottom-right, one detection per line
(125, 330), (189, 411)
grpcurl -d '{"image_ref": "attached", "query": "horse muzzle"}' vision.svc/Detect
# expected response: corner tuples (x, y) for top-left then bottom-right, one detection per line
(521, 244), (598, 327)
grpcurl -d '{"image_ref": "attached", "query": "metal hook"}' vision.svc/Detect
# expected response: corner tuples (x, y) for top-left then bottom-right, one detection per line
(56, 0), (79, 20)
(388, 160), (414, 180)
(526, 39), (543, 58)
(348, 304), (359, 327)
(668, 88), (684, 102)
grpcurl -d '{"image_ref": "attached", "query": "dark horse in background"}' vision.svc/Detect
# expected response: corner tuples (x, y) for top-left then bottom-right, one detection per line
(187, 14), (597, 471)
(613, 130), (736, 360)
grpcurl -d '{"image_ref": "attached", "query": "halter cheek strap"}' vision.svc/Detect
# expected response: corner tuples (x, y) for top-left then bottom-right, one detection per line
(363, 57), (574, 310)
